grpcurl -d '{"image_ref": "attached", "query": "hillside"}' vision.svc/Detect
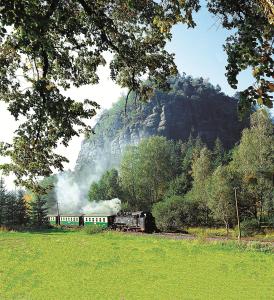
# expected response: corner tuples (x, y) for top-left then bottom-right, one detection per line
(75, 76), (246, 179)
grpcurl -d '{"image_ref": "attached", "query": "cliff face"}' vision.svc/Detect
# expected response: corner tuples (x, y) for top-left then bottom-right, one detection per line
(75, 85), (246, 178)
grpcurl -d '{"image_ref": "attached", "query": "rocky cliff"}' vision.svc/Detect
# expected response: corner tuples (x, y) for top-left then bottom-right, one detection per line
(75, 76), (246, 179)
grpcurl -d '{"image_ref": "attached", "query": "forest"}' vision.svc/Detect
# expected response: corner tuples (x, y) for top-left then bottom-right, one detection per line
(88, 109), (273, 236)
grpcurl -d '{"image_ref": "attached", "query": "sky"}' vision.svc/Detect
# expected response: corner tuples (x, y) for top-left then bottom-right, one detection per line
(0, 3), (271, 188)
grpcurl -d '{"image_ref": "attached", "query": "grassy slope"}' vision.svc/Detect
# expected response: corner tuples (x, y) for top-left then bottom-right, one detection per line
(0, 231), (273, 300)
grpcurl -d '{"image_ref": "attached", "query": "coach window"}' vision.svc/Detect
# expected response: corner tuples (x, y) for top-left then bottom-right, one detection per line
(96, 218), (98, 222)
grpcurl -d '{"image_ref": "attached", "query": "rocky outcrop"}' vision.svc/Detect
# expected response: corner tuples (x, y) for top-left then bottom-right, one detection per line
(75, 88), (246, 179)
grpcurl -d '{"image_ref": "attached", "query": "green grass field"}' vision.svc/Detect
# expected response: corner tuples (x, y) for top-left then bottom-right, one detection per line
(0, 230), (273, 300)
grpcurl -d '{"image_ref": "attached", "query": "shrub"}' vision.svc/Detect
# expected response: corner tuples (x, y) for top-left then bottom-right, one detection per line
(152, 196), (202, 232)
(240, 219), (261, 237)
(85, 224), (106, 235)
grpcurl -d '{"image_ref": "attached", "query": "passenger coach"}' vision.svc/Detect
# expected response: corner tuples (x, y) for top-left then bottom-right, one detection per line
(83, 214), (115, 228)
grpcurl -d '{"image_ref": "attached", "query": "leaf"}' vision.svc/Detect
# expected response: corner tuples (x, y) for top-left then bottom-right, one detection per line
(268, 83), (274, 92)
(257, 97), (263, 105)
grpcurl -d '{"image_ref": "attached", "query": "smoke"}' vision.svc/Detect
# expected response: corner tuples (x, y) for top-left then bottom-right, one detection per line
(55, 171), (121, 215)
(81, 198), (121, 215)
(55, 172), (82, 213)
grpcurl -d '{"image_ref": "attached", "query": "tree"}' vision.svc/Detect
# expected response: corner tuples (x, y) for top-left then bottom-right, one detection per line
(4, 192), (17, 225)
(231, 110), (274, 221)
(39, 175), (58, 213)
(207, 1), (273, 112)
(0, 0), (200, 189)
(0, 1), (272, 189)
(207, 166), (235, 235)
(29, 196), (49, 227)
(230, 110), (274, 223)
(120, 136), (177, 210)
(187, 147), (213, 225)
(164, 173), (192, 199)
(0, 177), (7, 225)
(15, 190), (29, 226)
(89, 168), (122, 201)
(212, 137), (226, 168)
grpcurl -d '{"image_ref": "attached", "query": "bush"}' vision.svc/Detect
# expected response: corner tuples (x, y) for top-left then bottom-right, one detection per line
(240, 219), (261, 237)
(152, 196), (202, 232)
(85, 224), (106, 235)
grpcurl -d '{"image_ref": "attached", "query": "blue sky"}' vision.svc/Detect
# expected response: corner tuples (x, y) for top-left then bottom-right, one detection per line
(166, 3), (254, 96)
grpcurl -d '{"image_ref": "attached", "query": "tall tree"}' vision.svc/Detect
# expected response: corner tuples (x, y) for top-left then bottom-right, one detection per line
(120, 136), (177, 210)
(212, 137), (226, 168)
(188, 147), (213, 225)
(30, 196), (49, 227)
(231, 110), (274, 223)
(0, 177), (7, 225)
(4, 192), (17, 225)
(15, 190), (29, 226)
(207, 166), (235, 235)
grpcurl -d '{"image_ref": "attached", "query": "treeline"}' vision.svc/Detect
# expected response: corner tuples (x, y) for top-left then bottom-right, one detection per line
(89, 110), (274, 234)
(0, 179), (48, 228)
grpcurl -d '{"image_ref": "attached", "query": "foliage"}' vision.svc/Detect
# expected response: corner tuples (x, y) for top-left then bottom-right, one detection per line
(0, 0), (202, 189)
(152, 195), (202, 231)
(163, 173), (192, 199)
(229, 109), (274, 222)
(207, 0), (274, 113)
(206, 166), (235, 234)
(0, 177), (7, 224)
(29, 196), (49, 227)
(186, 147), (213, 225)
(15, 190), (30, 225)
(89, 169), (122, 201)
(0, 177), (29, 226)
(0, 1), (272, 188)
(212, 137), (228, 168)
(120, 136), (177, 210)
(240, 218), (262, 237)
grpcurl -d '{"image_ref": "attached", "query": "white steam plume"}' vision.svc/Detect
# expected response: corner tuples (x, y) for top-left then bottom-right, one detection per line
(55, 171), (121, 215)
(81, 198), (121, 215)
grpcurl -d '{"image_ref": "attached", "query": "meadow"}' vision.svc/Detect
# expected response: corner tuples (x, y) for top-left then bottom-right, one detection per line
(0, 230), (273, 300)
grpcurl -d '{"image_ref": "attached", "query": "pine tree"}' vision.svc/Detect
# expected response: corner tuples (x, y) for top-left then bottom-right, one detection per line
(5, 192), (17, 225)
(15, 190), (29, 226)
(0, 178), (8, 225)
(30, 196), (49, 227)
(213, 138), (225, 169)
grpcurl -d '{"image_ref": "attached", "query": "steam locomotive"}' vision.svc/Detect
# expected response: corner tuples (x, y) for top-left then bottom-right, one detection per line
(47, 211), (156, 233)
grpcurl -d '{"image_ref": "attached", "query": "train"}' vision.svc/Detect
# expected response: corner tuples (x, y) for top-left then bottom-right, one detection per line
(47, 211), (156, 233)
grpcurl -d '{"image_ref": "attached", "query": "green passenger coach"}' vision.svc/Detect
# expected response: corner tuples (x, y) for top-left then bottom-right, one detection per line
(48, 215), (58, 225)
(59, 214), (82, 226)
(83, 214), (114, 228)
